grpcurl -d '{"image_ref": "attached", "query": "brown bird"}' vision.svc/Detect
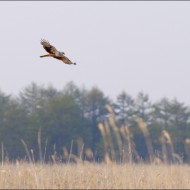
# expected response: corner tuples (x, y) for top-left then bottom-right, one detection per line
(40, 39), (76, 65)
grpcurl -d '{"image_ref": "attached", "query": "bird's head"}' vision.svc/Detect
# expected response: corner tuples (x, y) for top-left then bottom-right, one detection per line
(59, 51), (65, 55)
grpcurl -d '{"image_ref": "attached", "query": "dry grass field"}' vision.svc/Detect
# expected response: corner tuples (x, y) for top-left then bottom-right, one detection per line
(0, 162), (190, 189)
(0, 106), (189, 189)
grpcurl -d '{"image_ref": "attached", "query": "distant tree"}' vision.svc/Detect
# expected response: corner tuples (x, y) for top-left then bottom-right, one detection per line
(152, 98), (172, 129)
(168, 99), (190, 130)
(82, 87), (111, 150)
(153, 98), (190, 130)
(134, 92), (153, 124)
(40, 85), (59, 99)
(39, 92), (91, 158)
(62, 81), (86, 116)
(114, 91), (135, 125)
(152, 98), (190, 159)
(0, 91), (11, 122)
(18, 82), (44, 115)
(0, 91), (29, 159)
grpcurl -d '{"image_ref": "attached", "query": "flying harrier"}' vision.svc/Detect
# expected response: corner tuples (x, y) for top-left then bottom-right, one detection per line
(40, 39), (76, 65)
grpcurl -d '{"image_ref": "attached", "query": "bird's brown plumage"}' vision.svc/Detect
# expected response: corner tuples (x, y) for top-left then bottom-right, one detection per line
(40, 39), (76, 65)
(41, 39), (58, 54)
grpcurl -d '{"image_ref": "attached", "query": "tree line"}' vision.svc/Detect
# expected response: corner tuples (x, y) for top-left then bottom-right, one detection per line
(0, 81), (190, 163)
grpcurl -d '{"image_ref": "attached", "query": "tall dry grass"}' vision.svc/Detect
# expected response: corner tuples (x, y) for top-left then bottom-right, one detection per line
(185, 138), (190, 163)
(97, 105), (183, 164)
(16, 105), (183, 165)
(0, 162), (190, 189)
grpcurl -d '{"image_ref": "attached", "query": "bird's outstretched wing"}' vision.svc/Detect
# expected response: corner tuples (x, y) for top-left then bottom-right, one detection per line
(41, 39), (58, 54)
(61, 55), (76, 65)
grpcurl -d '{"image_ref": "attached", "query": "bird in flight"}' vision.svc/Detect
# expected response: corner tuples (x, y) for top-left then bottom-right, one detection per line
(40, 39), (76, 65)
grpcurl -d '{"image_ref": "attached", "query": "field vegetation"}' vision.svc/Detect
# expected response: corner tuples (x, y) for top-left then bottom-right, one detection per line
(0, 162), (190, 189)
(0, 81), (190, 188)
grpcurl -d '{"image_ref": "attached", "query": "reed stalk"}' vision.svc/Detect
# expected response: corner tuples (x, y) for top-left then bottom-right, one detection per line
(136, 117), (154, 163)
(20, 139), (32, 163)
(37, 128), (43, 163)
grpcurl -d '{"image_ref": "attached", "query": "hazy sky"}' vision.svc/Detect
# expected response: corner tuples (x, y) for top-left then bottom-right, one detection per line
(1, 1), (190, 104)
